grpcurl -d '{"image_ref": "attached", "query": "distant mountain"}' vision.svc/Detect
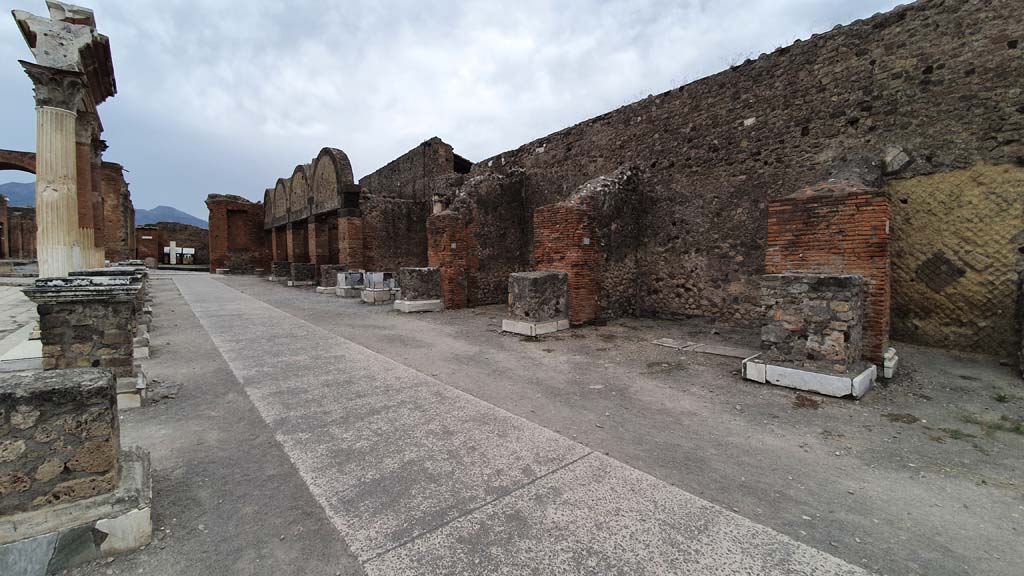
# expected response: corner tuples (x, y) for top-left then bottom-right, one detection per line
(136, 206), (208, 229)
(0, 181), (35, 207)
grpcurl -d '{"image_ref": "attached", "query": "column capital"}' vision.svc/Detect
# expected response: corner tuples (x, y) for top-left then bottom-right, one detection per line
(20, 60), (86, 112)
(91, 138), (109, 164)
(76, 110), (100, 144)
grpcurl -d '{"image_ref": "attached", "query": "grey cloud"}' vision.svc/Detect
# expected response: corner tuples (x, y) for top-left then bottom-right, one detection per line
(1, 0), (901, 218)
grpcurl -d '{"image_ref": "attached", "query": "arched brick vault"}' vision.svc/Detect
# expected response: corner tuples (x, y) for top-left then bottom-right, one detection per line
(289, 165), (311, 221)
(273, 178), (289, 222)
(0, 149), (36, 174)
(263, 188), (273, 229)
(312, 147), (355, 215)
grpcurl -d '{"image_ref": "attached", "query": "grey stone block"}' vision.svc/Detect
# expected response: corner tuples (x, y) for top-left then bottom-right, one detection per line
(508, 271), (568, 322)
(397, 268), (441, 301)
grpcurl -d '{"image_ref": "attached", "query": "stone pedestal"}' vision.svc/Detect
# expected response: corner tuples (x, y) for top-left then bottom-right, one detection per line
(336, 271), (364, 298)
(23, 276), (143, 407)
(0, 369), (152, 572)
(394, 267), (443, 313)
(502, 271), (570, 337)
(742, 273), (875, 398)
(288, 263), (316, 287)
(361, 272), (397, 305)
(269, 261), (290, 282)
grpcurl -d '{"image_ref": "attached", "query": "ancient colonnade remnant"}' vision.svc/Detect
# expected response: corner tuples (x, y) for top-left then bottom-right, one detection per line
(13, 1), (117, 276)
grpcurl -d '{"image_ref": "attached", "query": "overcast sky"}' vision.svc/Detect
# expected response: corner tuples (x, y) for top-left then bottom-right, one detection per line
(1, 0), (902, 219)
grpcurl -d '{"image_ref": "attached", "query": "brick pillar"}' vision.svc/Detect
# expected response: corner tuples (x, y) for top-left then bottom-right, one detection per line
(765, 182), (891, 364)
(286, 221), (308, 263)
(338, 216), (363, 269)
(427, 212), (470, 309)
(308, 217), (330, 269)
(533, 203), (602, 325)
(24, 275), (141, 377)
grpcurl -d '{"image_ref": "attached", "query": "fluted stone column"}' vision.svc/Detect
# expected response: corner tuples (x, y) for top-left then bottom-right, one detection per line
(76, 110), (101, 267)
(21, 61), (86, 277)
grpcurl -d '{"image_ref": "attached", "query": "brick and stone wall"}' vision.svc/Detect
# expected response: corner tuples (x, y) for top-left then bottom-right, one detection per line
(0, 369), (120, 514)
(760, 274), (865, 373)
(765, 181), (889, 363)
(290, 263), (316, 283)
(453, 0), (1022, 339)
(206, 194), (269, 273)
(508, 271), (569, 322)
(889, 163), (1024, 356)
(427, 211), (475, 309)
(270, 261), (290, 279)
(359, 194), (430, 272)
(398, 267), (441, 301)
(433, 171), (531, 307)
(134, 226), (159, 265)
(358, 137), (469, 201)
(533, 203), (601, 326)
(100, 162), (134, 262)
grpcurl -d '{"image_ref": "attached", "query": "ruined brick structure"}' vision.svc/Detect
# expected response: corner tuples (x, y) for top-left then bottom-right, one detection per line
(100, 162), (135, 262)
(221, 138), (471, 283)
(0, 196), (37, 259)
(209, 0), (1022, 360)
(134, 222), (209, 267)
(205, 194), (269, 273)
(765, 182), (890, 363)
(0, 151), (135, 264)
(454, 0), (1021, 352)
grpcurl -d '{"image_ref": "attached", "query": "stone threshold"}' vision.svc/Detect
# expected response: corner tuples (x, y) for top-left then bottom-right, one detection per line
(741, 354), (875, 399)
(501, 319), (570, 337)
(394, 299), (443, 313)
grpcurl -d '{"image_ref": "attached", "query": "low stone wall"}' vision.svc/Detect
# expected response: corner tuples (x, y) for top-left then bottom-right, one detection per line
(398, 267), (441, 301)
(270, 261), (290, 279)
(25, 277), (140, 378)
(760, 274), (865, 373)
(508, 271), (568, 322)
(319, 265), (345, 287)
(0, 369), (119, 515)
(290, 263), (316, 283)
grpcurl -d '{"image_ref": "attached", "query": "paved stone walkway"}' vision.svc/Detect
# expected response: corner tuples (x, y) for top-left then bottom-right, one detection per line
(175, 274), (867, 575)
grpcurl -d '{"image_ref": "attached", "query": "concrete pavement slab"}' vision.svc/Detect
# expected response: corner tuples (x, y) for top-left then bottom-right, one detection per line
(175, 274), (869, 575)
(174, 274), (589, 560)
(368, 452), (866, 576)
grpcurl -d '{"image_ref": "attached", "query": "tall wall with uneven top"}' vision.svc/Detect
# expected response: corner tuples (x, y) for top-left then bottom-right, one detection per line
(358, 137), (468, 201)
(206, 194), (269, 273)
(461, 0), (1023, 336)
(100, 162), (134, 262)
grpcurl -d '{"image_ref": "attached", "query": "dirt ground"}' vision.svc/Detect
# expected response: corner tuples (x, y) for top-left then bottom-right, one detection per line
(72, 273), (1023, 576)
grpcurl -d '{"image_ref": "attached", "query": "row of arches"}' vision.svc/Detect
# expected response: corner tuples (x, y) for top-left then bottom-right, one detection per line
(263, 147), (358, 229)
